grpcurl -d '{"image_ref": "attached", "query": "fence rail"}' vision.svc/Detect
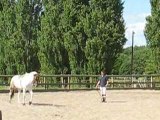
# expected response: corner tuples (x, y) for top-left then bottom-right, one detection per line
(0, 74), (160, 91)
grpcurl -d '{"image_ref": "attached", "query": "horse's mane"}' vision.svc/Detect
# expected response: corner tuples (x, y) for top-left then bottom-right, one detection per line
(30, 71), (38, 75)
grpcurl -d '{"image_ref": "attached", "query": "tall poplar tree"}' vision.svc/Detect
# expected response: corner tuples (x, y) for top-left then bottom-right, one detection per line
(38, 0), (72, 74)
(84, 0), (126, 74)
(0, 1), (23, 74)
(61, 0), (89, 74)
(21, 0), (41, 72)
(145, 0), (160, 73)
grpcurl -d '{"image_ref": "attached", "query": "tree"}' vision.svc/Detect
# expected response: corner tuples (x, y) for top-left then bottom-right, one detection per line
(38, 0), (70, 74)
(0, 1), (24, 74)
(84, 0), (126, 74)
(113, 46), (156, 75)
(61, 0), (89, 74)
(0, 0), (126, 75)
(21, 0), (41, 72)
(144, 0), (160, 73)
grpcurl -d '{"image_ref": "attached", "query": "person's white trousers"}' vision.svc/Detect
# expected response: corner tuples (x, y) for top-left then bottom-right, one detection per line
(100, 87), (106, 96)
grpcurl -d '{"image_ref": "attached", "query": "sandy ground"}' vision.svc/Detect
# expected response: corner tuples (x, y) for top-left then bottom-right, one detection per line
(0, 90), (160, 120)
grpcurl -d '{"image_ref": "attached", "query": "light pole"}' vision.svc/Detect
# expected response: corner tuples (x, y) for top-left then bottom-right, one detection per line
(131, 31), (135, 83)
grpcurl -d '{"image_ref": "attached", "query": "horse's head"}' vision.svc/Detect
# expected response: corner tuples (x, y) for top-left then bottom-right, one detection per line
(30, 71), (39, 86)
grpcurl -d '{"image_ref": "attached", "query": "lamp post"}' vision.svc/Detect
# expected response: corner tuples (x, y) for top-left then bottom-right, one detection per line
(131, 31), (135, 83)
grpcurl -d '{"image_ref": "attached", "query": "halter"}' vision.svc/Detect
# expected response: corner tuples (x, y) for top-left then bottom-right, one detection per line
(32, 73), (39, 86)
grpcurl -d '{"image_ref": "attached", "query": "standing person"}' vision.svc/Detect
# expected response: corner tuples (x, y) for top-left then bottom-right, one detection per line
(96, 69), (109, 102)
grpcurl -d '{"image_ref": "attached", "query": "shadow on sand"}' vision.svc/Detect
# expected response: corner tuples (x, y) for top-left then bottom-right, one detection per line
(107, 100), (127, 103)
(32, 103), (65, 107)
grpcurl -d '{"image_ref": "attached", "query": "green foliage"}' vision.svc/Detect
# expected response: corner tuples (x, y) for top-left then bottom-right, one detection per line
(61, 0), (88, 74)
(144, 0), (160, 73)
(0, 1), (24, 74)
(113, 46), (157, 75)
(38, 1), (65, 74)
(21, 0), (41, 72)
(0, 0), (126, 75)
(85, 0), (126, 74)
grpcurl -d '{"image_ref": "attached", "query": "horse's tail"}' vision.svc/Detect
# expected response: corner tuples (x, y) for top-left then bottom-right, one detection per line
(9, 78), (15, 102)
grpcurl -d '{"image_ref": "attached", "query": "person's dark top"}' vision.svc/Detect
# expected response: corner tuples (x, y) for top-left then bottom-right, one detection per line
(99, 75), (109, 87)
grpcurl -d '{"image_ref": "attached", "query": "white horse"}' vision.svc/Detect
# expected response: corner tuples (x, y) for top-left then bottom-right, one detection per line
(9, 71), (39, 105)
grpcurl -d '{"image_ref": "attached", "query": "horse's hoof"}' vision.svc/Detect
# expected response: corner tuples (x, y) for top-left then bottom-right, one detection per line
(29, 101), (32, 105)
(22, 103), (26, 106)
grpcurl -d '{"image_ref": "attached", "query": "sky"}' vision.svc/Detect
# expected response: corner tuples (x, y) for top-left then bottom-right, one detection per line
(123, 0), (151, 48)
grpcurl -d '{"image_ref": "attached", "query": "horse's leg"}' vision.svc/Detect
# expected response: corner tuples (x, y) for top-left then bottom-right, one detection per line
(29, 90), (33, 105)
(17, 89), (21, 103)
(22, 88), (26, 105)
(9, 88), (12, 103)
(9, 88), (15, 103)
(9, 80), (15, 103)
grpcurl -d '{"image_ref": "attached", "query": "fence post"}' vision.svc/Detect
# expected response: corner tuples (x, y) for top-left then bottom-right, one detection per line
(124, 77), (125, 88)
(61, 76), (64, 89)
(44, 77), (47, 90)
(131, 76), (133, 88)
(151, 76), (153, 88)
(68, 76), (70, 90)
(78, 77), (81, 88)
(0, 110), (2, 120)
(111, 76), (114, 88)
(89, 77), (91, 89)
(92, 77), (94, 89)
